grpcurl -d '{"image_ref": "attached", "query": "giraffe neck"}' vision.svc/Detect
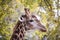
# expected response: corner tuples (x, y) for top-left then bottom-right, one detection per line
(19, 22), (25, 40)
(10, 21), (26, 40)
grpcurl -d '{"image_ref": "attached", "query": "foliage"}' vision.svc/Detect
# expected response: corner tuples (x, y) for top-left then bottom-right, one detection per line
(0, 0), (60, 40)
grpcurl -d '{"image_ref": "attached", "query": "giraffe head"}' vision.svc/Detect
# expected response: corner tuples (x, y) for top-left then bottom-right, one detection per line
(25, 15), (46, 32)
(19, 8), (46, 32)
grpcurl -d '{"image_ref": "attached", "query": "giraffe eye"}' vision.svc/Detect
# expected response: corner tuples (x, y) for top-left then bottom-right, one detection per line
(29, 20), (33, 22)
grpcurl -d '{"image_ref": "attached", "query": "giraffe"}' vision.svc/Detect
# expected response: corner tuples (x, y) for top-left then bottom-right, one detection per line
(10, 8), (46, 40)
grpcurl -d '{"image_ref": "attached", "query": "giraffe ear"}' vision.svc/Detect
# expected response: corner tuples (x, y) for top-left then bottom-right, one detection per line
(18, 17), (23, 22)
(35, 15), (41, 20)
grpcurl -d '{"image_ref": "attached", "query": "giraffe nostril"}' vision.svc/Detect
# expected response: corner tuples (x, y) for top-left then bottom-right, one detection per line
(40, 28), (46, 32)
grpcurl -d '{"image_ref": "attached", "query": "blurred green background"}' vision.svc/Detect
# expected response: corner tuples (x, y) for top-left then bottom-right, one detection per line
(0, 0), (60, 40)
